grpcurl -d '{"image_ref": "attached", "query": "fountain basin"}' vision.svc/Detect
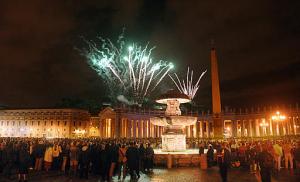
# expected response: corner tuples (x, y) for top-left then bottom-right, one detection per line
(150, 115), (197, 127)
(162, 133), (186, 151)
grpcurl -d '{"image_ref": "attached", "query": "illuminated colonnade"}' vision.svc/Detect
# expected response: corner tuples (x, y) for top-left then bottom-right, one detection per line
(0, 106), (299, 138)
(0, 109), (90, 138)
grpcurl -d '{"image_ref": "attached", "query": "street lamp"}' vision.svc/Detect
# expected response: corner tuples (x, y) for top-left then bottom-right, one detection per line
(259, 119), (269, 136)
(271, 111), (286, 136)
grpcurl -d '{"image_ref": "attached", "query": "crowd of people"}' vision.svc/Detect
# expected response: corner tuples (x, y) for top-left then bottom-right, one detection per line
(0, 138), (155, 182)
(0, 137), (300, 182)
(198, 138), (300, 182)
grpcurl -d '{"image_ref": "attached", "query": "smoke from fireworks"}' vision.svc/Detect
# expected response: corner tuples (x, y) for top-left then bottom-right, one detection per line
(81, 33), (174, 104)
(169, 67), (207, 100)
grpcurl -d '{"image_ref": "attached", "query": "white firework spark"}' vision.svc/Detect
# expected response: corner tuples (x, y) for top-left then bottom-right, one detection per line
(169, 67), (207, 100)
(81, 33), (174, 104)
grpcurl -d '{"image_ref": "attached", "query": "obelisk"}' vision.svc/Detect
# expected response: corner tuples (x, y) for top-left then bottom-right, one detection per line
(210, 43), (223, 138)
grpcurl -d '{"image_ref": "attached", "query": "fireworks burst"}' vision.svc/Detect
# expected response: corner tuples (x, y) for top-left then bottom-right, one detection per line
(81, 33), (174, 104)
(169, 67), (207, 100)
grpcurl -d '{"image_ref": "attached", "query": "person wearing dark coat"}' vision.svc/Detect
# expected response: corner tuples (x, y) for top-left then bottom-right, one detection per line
(199, 143), (205, 155)
(109, 142), (119, 180)
(257, 144), (274, 182)
(18, 143), (30, 182)
(3, 143), (14, 179)
(34, 141), (45, 171)
(139, 143), (146, 172)
(217, 143), (231, 182)
(144, 143), (154, 172)
(78, 143), (90, 179)
(207, 144), (214, 168)
(61, 143), (70, 174)
(126, 142), (140, 180)
(0, 143), (4, 173)
(90, 144), (100, 175)
(100, 143), (111, 181)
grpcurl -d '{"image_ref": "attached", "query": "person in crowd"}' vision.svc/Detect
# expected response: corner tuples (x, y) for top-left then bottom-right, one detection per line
(34, 140), (45, 171)
(199, 142), (204, 156)
(238, 143), (247, 167)
(217, 143), (231, 182)
(18, 143), (30, 182)
(207, 144), (214, 168)
(100, 143), (111, 181)
(283, 141), (293, 170)
(3, 142), (14, 179)
(109, 142), (119, 181)
(230, 141), (238, 162)
(139, 143), (146, 173)
(273, 141), (283, 171)
(145, 143), (154, 172)
(90, 143), (100, 175)
(0, 141), (4, 173)
(257, 143), (274, 182)
(78, 142), (90, 179)
(126, 141), (140, 180)
(294, 141), (300, 174)
(44, 143), (53, 172)
(29, 141), (35, 170)
(61, 142), (70, 174)
(249, 144), (258, 174)
(118, 144), (127, 180)
(52, 142), (62, 170)
(69, 142), (79, 176)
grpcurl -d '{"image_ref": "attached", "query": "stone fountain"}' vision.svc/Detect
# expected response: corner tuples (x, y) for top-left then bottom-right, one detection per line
(150, 90), (197, 152)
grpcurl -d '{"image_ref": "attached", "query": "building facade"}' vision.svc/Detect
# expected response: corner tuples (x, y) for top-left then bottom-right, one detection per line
(0, 108), (90, 138)
(0, 105), (299, 138)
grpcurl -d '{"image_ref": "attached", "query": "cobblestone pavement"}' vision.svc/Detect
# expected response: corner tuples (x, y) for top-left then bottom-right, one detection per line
(1, 167), (299, 182)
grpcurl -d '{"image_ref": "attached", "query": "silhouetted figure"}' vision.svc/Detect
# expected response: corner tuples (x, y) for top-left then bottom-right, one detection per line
(145, 143), (154, 172)
(218, 143), (231, 182)
(3, 143), (14, 179)
(126, 142), (140, 180)
(100, 143), (111, 181)
(207, 144), (214, 168)
(78, 143), (90, 179)
(139, 143), (146, 172)
(18, 144), (30, 182)
(257, 144), (273, 182)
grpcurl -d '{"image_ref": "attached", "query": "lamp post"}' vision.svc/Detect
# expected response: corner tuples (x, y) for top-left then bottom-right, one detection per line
(259, 119), (269, 136)
(271, 111), (286, 136)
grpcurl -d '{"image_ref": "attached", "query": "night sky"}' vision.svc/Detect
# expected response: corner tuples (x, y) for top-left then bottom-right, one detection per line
(0, 0), (300, 110)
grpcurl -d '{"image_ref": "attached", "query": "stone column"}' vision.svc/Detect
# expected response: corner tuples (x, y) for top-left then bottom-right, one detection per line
(150, 123), (154, 137)
(139, 120), (143, 138)
(255, 119), (260, 137)
(241, 120), (245, 137)
(131, 120), (134, 138)
(232, 120), (237, 137)
(125, 118), (128, 138)
(269, 118), (273, 136)
(207, 121), (210, 138)
(194, 123), (197, 138)
(249, 119), (253, 137)
(148, 122), (151, 137)
(135, 120), (138, 138)
(292, 117), (296, 135)
(199, 121), (203, 138)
